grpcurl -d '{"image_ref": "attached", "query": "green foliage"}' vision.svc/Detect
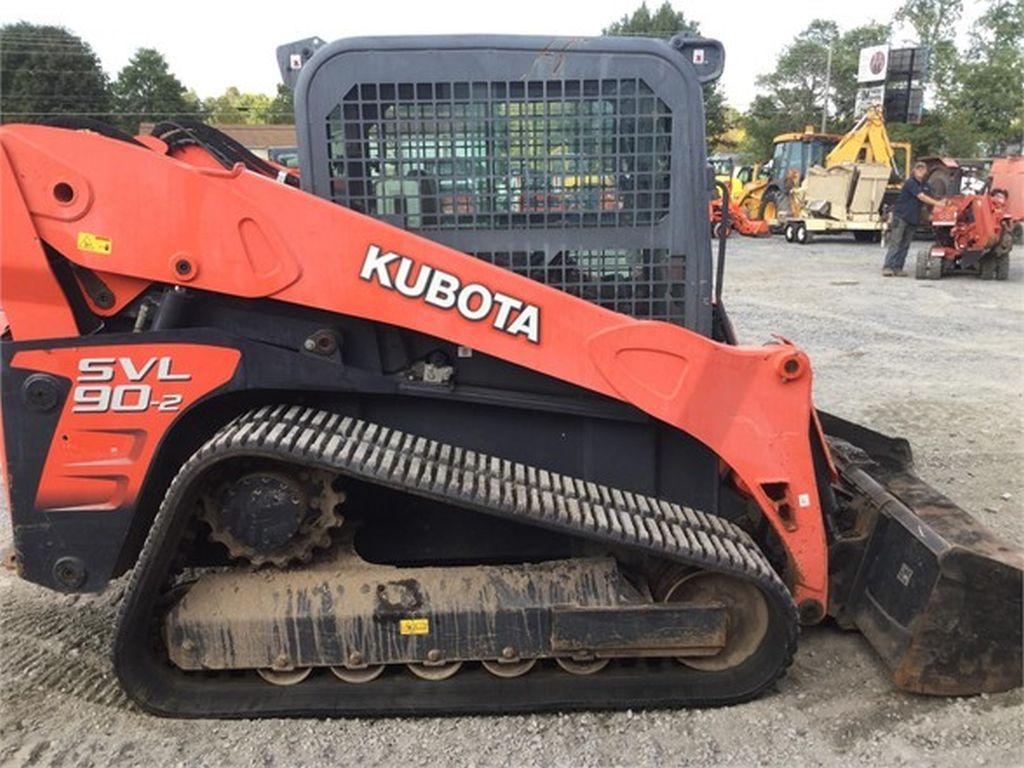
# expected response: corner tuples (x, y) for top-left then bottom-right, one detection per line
(894, 0), (962, 99)
(603, 1), (729, 146)
(742, 18), (891, 160)
(741, 0), (1023, 161)
(0, 22), (112, 123)
(603, 1), (698, 37)
(754, 19), (838, 134)
(893, 0), (1022, 156)
(202, 87), (274, 124)
(112, 48), (200, 133)
(267, 83), (295, 125)
(942, 0), (1024, 155)
(888, 113), (946, 158)
(739, 95), (795, 163)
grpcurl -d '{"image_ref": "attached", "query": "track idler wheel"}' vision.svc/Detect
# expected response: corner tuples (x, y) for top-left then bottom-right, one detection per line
(659, 570), (770, 672)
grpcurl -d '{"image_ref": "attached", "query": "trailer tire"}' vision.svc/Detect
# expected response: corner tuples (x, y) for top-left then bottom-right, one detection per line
(784, 223), (796, 243)
(794, 222), (811, 245)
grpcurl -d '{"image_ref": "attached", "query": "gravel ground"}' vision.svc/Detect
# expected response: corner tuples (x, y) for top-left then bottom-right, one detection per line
(1, 234), (1022, 767)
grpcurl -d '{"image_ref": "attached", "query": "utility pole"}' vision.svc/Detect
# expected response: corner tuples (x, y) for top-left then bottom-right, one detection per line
(821, 45), (833, 133)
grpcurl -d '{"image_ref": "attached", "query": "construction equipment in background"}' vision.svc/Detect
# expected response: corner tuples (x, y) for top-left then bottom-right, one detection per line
(709, 197), (770, 237)
(743, 108), (912, 236)
(989, 156), (1024, 243)
(782, 108), (913, 244)
(915, 189), (1014, 279)
(784, 163), (891, 244)
(916, 156), (992, 236)
(2, 34), (1021, 719)
(710, 155), (744, 200)
(737, 126), (841, 225)
(824, 108), (912, 196)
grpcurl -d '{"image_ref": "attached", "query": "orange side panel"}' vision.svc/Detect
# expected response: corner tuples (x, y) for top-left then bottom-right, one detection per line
(11, 345), (240, 512)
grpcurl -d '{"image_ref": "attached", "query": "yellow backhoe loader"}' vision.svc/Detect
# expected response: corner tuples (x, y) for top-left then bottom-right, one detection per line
(784, 108), (913, 244)
(739, 108), (911, 231)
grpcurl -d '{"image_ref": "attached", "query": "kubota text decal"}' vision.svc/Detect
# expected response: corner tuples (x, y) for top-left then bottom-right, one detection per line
(359, 244), (541, 343)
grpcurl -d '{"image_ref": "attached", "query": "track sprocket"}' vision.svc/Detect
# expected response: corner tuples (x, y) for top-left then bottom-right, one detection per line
(198, 468), (344, 567)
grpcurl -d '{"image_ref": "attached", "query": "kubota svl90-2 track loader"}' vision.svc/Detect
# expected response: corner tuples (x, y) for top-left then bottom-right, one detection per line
(0, 35), (1020, 718)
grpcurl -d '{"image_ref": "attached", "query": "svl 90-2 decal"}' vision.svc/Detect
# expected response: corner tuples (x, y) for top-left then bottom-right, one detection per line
(73, 356), (190, 413)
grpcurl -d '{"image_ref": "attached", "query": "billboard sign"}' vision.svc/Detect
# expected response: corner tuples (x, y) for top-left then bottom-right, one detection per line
(858, 45), (890, 83)
(855, 84), (886, 116)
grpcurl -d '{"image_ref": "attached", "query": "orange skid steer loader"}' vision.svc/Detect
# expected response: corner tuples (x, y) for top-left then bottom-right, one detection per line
(0, 35), (1020, 717)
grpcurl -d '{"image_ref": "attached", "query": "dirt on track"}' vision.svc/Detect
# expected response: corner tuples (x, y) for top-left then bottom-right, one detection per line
(1, 234), (1022, 767)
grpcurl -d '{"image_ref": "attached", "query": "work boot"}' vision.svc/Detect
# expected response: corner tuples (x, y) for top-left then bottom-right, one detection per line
(882, 268), (894, 276)
(893, 269), (908, 277)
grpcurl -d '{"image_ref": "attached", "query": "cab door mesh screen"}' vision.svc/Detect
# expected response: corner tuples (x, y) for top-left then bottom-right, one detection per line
(321, 76), (687, 324)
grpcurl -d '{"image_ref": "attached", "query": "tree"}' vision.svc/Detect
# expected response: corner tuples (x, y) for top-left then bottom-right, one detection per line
(739, 95), (795, 161)
(740, 19), (890, 160)
(202, 87), (273, 124)
(603, 1), (729, 146)
(755, 19), (837, 134)
(267, 83), (295, 125)
(0, 23), (112, 123)
(890, 0), (1021, 156)
(894, 0), (963, 100)
(112, 48), (200, 133)
(941, 0), (1024, 155)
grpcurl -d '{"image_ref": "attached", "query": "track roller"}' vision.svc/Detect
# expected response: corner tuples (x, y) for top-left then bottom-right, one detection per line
(661, 571), (771, 671)
(481, 659), (537, 678)
(407, 661), (463, 681)
(257, 667), (313, 686)
(556, 657), (610, 675)
(330, 665), (385, 684)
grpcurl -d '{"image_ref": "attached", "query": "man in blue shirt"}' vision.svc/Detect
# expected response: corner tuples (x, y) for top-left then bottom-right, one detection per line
(883, 161), (943, 276)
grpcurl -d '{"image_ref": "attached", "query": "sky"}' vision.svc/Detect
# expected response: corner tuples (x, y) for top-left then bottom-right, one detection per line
(1, 0), (986, 111)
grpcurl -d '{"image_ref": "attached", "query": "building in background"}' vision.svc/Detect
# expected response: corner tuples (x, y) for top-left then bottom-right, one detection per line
(139, 123), (297, 165)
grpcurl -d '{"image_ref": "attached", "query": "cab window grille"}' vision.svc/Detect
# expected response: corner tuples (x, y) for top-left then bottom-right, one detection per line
(325, 79), (672, 231)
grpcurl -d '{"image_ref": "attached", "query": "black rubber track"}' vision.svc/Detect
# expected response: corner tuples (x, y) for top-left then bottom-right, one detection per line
(114, 405), (798, 717)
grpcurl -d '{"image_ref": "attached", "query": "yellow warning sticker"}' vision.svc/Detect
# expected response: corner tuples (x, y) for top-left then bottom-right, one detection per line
(76, 232), (112, 255)
(399, 618), (430, 636)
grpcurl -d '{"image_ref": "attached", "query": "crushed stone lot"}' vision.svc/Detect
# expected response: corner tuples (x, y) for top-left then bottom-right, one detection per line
(1, 234), (1022, 767)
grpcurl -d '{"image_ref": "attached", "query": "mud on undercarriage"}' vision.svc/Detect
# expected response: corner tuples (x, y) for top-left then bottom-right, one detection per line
(115, 405), (799, 716)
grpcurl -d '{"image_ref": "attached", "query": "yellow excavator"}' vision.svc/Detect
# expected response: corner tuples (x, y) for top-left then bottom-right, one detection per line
(738, 108), (911, 228)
